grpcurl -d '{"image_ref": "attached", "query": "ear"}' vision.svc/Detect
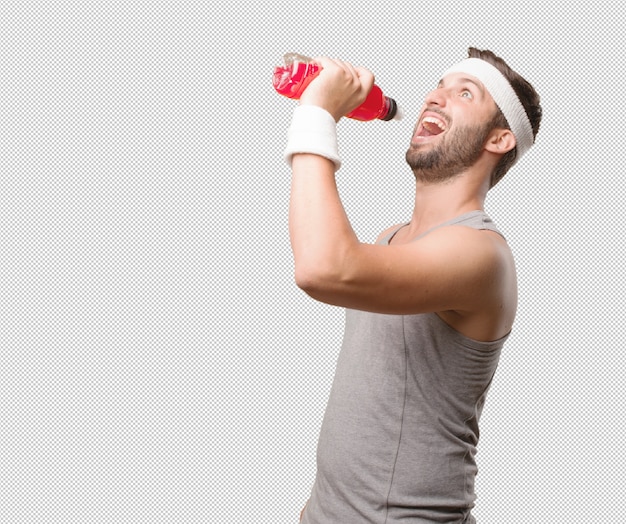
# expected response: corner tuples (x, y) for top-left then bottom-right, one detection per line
(484, 128), (516, 155)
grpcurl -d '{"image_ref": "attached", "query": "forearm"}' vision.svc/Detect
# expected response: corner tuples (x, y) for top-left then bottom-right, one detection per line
(289, 153), (359, 289)
(282, 65), (368, 293)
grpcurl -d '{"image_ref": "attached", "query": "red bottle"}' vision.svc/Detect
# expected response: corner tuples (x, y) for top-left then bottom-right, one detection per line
(273, 53), (402, 121)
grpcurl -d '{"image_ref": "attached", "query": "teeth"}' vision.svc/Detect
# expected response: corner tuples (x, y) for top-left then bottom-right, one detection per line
(422, 116), (446, 131)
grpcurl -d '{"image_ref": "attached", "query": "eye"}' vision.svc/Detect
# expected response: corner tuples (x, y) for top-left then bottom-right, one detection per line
(460, 89), (473, 99)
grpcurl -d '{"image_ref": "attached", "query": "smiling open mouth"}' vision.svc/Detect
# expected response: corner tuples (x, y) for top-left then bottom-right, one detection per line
(417, 116), (447, 137)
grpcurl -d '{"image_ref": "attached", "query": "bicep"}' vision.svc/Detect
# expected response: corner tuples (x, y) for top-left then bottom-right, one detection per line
(301, 228), (504, 315)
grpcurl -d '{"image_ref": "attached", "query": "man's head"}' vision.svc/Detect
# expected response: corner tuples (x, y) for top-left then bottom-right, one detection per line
(406, 47), (542, 188)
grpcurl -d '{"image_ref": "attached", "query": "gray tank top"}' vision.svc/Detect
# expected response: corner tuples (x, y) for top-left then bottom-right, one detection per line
(302, 211), (508, 524)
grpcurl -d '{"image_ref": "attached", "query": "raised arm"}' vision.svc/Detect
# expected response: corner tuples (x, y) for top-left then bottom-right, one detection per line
(286, 58), (514, 325)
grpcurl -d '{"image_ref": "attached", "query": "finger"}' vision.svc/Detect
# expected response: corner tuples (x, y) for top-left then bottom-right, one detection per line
(312, 56), (337, 69)
(355, 66), (375, 90)
(315, 56), (357, 77)
(343, 61), (361, 78)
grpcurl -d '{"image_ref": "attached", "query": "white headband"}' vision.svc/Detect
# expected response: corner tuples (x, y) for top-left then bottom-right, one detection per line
(443, 58), (534, 160)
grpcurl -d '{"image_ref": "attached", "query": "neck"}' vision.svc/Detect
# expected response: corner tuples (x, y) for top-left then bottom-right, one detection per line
(407, 166), (490, 237)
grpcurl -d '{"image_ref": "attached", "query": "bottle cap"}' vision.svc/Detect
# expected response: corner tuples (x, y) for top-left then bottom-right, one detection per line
(381, 98), (402, 121)
(391, 104), (404, 121)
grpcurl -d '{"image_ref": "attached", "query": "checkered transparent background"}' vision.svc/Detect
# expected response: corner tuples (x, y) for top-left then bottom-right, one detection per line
(1, 2), (624, 523)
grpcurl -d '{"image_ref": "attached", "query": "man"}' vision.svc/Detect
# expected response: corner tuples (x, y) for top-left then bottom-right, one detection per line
(284, 48), (542, 523)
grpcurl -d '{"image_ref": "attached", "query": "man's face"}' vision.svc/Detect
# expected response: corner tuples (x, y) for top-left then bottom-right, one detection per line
(406, 73), (498, 184)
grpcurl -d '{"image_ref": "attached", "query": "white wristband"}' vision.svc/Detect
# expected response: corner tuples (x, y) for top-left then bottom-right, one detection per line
(284, 105), (341, 171)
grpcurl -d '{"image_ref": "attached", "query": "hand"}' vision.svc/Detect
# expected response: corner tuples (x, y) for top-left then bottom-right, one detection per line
(299, 57), (375, 121)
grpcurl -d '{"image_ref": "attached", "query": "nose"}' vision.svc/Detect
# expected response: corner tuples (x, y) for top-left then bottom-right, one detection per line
(424, 86), (447, 108)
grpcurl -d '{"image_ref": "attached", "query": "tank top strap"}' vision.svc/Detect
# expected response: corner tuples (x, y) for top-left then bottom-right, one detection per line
(381, 210), (504, 246)
(378, 223), (409, 245)
(413, 210), (504, 241)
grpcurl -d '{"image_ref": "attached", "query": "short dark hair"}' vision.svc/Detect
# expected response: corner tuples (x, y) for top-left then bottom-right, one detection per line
(468, 48), (542, 187)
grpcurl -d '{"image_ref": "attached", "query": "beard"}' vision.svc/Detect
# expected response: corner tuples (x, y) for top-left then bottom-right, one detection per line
(405, 120), (493, 184)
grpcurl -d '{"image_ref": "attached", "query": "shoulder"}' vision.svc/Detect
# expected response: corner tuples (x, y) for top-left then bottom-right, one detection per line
(408, 225), (516, 309)
(422, 224), (512, 274)
(429, 226), (517, 339)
